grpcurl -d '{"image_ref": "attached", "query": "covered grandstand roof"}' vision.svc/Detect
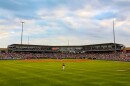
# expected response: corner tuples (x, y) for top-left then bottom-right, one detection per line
(8, 43), (124, 47)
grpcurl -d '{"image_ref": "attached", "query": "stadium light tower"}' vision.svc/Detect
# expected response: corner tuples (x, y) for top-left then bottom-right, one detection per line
(113, 19), (116, 56)
(21, 22), (24, 45)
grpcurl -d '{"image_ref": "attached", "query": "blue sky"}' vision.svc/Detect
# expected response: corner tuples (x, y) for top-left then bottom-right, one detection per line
(0, 0), (130, 47)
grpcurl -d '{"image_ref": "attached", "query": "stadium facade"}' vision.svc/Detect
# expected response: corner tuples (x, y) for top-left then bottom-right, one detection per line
(8, 43), (125, 53)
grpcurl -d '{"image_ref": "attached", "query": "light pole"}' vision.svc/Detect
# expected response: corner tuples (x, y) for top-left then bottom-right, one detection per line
(21, 22), (24, 51)
(113, 19), (116, 57)
(21, 22), (24, 45)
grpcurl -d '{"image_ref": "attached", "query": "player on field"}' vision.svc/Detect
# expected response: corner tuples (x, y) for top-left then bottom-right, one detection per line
(62, 63), (65, 71)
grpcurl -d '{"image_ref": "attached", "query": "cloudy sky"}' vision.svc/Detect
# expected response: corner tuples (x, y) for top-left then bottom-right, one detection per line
(0, 0), (130, 48)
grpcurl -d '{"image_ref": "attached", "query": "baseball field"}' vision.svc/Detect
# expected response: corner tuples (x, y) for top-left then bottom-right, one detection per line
(0, 59), (130, 86)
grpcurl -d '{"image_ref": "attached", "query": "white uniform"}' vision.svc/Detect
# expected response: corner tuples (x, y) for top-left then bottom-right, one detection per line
(62, 63), (65, 71)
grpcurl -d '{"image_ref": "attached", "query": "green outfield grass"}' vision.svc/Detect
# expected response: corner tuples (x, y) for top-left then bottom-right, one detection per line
(0, 59), (130, 86)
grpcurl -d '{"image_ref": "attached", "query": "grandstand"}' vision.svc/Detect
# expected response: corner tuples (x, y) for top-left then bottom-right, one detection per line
(0, 48), (7, 54)
(124, 47), (130, 53)
(8, 43), (125, 53)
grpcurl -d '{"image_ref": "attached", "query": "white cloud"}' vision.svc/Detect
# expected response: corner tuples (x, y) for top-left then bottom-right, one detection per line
(1, 0), (130, 47)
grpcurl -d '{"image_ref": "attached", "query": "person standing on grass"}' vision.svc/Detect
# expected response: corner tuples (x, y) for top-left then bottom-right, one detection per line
(62, 63), (65, 71)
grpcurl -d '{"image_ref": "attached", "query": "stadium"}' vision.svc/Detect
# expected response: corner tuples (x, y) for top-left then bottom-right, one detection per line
(0, 43), (128, 60)
(1, 0), (130, 86)
(0, 42), (130, 86)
